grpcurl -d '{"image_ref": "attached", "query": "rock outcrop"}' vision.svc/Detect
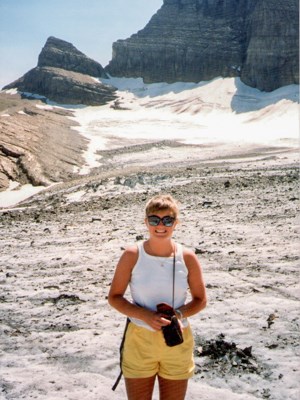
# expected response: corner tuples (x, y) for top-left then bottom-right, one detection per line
(106, 0), (299, 92)
(3, 37), (117, 105)
(0, 92), (87, 191)
(4, 67), (117, 106)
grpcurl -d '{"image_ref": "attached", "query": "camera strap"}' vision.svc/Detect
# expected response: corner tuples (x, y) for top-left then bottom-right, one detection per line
(172, 244), (176, 308)
(111, 317), (130, 391)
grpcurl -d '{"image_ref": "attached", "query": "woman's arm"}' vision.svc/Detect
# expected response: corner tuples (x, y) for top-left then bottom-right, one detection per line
(108, 246), (170, 330)
(177, 248), (207, 319)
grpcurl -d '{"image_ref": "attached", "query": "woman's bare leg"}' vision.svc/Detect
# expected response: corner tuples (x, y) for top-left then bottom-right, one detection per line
(158, 376), (188, 400)
(125, 376), (156, 400)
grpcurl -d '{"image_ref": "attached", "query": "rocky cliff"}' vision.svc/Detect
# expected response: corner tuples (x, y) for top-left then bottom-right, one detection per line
(106, 0), (299, 91)
(3, 37), (117, 105)
(241, 0), (299, 91)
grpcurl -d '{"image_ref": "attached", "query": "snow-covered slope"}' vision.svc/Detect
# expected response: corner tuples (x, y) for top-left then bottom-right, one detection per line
(71, 77), (299, 174)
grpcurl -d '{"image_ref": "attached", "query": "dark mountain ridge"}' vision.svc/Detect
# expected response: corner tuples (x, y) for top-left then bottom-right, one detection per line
(106, 0), (299, 92)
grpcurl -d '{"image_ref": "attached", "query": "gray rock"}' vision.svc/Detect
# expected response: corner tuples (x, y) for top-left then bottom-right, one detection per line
(106, 0), (299, 92)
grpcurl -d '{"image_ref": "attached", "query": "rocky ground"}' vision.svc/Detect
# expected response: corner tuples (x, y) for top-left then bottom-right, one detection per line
(0, 139), (299, 399)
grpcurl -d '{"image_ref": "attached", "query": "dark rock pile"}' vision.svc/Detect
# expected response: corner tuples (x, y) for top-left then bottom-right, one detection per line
(195, 333), (262, 375)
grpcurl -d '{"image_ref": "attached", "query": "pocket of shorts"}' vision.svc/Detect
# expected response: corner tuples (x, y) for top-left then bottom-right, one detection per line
(124, 323), (156, 361)
(182, 324), (195, 347)
(125, 324), (147, 348)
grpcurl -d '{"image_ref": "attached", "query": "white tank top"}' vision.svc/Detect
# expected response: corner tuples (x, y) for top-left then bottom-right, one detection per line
(129, 242), (189, 331)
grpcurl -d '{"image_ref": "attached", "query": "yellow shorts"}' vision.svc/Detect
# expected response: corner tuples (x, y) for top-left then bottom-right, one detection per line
(122, 322), (195, 380)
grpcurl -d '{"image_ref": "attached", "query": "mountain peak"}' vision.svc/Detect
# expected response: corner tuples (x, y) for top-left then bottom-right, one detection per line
(38, 36), (107, 78)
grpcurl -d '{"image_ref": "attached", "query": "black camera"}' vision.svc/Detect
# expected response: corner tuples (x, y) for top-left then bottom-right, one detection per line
(157, 303), (184, 347)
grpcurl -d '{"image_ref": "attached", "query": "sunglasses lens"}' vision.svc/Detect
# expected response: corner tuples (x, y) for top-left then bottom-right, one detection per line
(147, 215), (175, 227)
(162, 217), (175, 226)
(148, 216), (160, 226)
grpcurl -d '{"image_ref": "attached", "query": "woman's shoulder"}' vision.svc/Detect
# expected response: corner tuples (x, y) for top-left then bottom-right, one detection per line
(120, 245), (139, 269)
(182, 246), (200, 266)
(123, 244), (139, 256)
(123, 243), (141, 264)
(182, 246), (195, 256)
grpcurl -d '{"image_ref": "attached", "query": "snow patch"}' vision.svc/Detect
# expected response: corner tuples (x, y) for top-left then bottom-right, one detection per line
(0, 183), (46, 208)
(3, 88), (18, 95)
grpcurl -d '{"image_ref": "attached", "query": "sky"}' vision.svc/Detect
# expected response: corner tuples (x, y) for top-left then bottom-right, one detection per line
(0, 0), (163, 88)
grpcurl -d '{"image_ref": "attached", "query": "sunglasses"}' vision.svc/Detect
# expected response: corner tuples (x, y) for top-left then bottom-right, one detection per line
(147, 215), (176, 227)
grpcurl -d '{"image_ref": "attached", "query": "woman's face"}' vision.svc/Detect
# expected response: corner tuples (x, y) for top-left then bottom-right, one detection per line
(145, 209), (178, 239)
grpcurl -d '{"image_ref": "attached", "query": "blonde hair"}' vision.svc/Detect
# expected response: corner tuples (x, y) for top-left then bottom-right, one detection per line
(145, 194), (179, 218)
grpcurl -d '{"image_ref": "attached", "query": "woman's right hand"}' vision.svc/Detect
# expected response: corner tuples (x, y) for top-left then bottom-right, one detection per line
(143, 310), (171, 331)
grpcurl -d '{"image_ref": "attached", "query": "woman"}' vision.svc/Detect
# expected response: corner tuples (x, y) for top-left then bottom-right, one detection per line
(108, 194), (207, 400)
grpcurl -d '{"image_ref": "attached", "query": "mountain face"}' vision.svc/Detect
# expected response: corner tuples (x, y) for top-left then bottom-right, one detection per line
(3, 37), (117, 106)
(106, 0), (299, 92)
(241, 0), (299, 91)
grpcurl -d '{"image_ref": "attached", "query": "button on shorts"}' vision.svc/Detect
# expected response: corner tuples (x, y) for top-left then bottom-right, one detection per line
(122, 322), (195, 380)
